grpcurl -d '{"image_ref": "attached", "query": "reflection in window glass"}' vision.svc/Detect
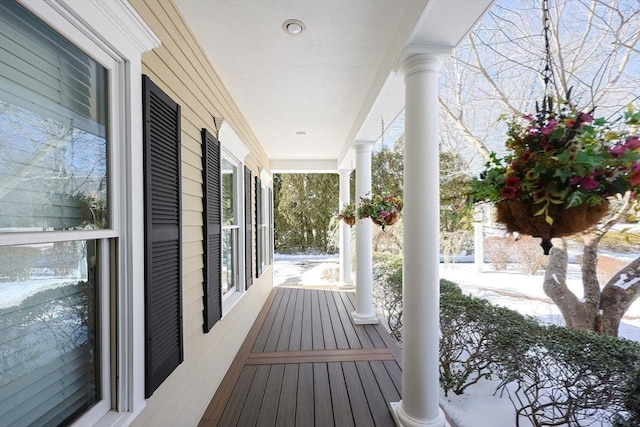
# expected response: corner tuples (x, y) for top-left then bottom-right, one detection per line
(221, 159), (236, 226)
(222, 228), (238, 295)
(0, 240), (100, 426)
(0, 0), (108, 232)
(221, 157), (239, 297)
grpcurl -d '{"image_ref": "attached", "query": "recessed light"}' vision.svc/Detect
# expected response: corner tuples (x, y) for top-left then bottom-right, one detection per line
(283, 19), (305, 35)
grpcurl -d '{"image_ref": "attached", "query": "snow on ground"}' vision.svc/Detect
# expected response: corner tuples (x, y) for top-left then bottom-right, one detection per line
(439, 262), (640, 342)
(274, 253), (640, 341)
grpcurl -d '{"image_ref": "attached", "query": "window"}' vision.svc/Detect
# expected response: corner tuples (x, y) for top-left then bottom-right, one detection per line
(216, 122), (248, 312)
(222, 158), (239, 298)
(0, 0), (156, 423)
(255, 174), (272, 277)
(0, 1), (112, 424)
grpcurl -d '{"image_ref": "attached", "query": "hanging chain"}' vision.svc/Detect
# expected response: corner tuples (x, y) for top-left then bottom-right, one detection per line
(541, 0), (554, 106)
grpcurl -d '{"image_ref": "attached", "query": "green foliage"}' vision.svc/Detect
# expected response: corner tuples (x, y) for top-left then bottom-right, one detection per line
(614, 369), (640, 427)
(438, 283), (640, 426)
(495, 325), (640, 426)
(274, 173), (339, 253)
(439, 288), (539, 397)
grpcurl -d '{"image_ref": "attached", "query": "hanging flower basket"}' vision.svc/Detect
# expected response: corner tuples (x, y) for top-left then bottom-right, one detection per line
(472, 99), (640, 253)
(357, 191), (403, 230)
(337, 202), (357, 226)
(496, 200), (609, 254)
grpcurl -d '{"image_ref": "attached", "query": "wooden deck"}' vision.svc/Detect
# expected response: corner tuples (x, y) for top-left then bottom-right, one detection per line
(198, 287), (403, 427)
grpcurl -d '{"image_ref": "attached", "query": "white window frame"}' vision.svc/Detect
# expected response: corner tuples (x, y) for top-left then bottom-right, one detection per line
(14, 1), (160, 426)
(218, 123), (249, 314)
(260, 169), (272, 271)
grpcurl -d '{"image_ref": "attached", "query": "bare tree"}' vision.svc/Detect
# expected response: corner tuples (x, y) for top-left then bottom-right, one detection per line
(441, 0), (640, 335)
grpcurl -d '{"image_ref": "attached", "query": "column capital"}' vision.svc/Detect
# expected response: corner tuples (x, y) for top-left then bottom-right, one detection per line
(353, 140), (376, 153)
(337, 168), (353, 176)
(401, 45), (452, 76)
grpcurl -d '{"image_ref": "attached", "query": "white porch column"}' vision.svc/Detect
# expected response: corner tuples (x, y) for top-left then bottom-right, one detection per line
(338, 168), (353, 287)
(352, 140), (378, 325)
(391, 49), (449, 427)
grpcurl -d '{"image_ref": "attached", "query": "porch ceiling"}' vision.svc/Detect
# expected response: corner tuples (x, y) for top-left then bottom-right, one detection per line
(174, 0), (494, 172)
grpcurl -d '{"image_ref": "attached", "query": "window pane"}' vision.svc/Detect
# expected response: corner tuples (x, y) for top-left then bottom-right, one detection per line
(221, 159), (236, 226)
(0, 0), (108, 232)
(0, 240), (100, 426)
(221, 228), (238, 295)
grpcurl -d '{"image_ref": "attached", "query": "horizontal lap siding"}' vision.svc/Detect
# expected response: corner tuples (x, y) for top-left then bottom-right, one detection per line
(129, 0), (272, 425)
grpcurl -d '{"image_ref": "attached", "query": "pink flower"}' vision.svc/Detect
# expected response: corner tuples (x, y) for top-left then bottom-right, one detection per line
(632, 162), (640, 173)
(631, 173), (640, 187)
(607, 144), (626, 157)
(541, 119), (557, 135)
(581, 177), (600, 190)
(625, 136), (640, 150)
(572, 176), (599, 190)
(578, 112), (594, 123)
(379, 210), (390, 218)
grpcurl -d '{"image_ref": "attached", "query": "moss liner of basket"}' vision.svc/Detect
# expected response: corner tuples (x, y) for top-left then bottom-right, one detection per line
(371, 212), (399, 229)
(342, 217), (356, 226)
(496, 199), (609, 254)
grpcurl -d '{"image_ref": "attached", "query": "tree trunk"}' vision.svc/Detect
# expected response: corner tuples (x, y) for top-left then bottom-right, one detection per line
(600, 256), (640, 336)
(580, 233), (602, 331)
(542, 239), (590, 329)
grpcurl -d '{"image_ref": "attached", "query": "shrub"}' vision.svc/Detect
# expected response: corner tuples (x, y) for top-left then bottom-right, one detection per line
(512, 236), (548, 275)
(439, 288), (539, 397)
(495, 325), (640, 427)
(614, 369), (640, 427)
(0, 245), (39, 281)
(372, 252), (403, 341)
(484, 236), (512, 270)
(438, 282), (640, 426)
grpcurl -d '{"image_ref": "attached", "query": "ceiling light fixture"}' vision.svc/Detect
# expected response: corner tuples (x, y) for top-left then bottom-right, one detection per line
(296, 131), (306, 136)
(283, 19), (305, 35)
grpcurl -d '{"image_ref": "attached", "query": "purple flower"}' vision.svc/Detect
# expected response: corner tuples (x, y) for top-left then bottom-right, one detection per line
(625, 136), (640, 150)
(572, 175), (600, 190)
(608, 144), (626, 157)
(541, 119), (557, 135)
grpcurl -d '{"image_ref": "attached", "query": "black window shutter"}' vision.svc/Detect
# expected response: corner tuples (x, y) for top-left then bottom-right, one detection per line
(244, 166), (253, 289)
(202, 129), (222, 332)
(255, 177), (262, 278)
(142, 75), (183, 398)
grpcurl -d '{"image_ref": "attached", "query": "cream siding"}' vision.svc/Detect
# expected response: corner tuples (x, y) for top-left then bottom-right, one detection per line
(128, 0), (273, 425)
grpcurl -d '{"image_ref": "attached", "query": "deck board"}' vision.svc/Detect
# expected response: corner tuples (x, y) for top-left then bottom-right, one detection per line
(295, 363), (314, 427)
(256, 364), (285, 426)
(328, 362), (355, 427)
(199, 287), (404, 427)
(343, 361), (375, 427)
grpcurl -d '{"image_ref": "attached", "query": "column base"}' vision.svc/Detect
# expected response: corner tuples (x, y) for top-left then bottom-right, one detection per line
(390, 402), (446, 427)
(338, 281), (355, 290)
(351, 310), (379, 325)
